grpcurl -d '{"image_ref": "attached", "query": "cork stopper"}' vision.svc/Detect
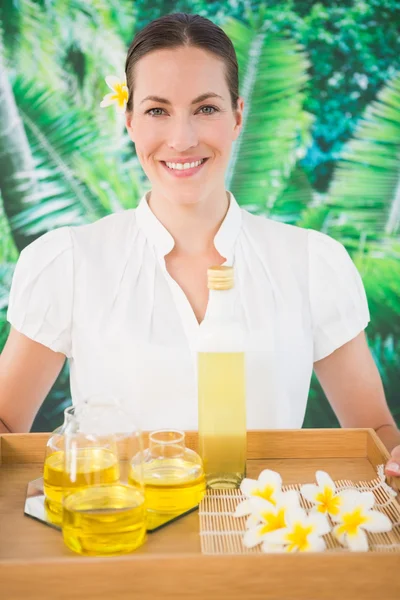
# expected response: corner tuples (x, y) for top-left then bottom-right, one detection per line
(207, 266), (234, 290)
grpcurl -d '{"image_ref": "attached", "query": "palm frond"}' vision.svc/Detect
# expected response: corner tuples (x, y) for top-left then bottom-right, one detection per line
(2, 0), (131, 125)
(357, 253), (400, 339)
(272, 165), (313, 224)
(223, 17), (310, 213)
(327, 72), (400, 245)
(5, 76), (113, 243)
(72, 151), (142, 213)
(0, 190), (18, 264)
(297, 199), (330, 232)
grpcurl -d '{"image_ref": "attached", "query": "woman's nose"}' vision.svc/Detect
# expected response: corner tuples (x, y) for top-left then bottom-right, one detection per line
(166, 117), (198, 152)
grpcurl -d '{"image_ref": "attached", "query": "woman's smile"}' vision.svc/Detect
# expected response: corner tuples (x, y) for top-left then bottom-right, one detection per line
(160, 157), (209, 178)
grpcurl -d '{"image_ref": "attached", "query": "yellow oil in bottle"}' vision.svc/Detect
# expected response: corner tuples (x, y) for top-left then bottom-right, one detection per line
(62, 484), (146, 555)
(129, 458), (206, 530)
(198, 351), (246, 489)
(43, 447), (119, 514)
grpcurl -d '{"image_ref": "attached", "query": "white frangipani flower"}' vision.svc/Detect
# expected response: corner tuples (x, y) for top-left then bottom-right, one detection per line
(100, 76), (129, 113)
(261, 506), (331, 553)
(242, 491), (300, 551)
(331, 490), (392, 552)
(300, 470), (342, 516)
(234, 470), (283, 518)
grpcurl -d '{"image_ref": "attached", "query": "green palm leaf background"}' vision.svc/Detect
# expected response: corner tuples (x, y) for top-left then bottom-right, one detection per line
(223, 16), (312, 217)
(0, 0), (399, 431)
(326, 74), (400, 249)
(303, 71), (400, 428)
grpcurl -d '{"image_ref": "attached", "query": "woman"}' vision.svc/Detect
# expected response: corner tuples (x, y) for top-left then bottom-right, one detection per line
(0, 13), (399, 477)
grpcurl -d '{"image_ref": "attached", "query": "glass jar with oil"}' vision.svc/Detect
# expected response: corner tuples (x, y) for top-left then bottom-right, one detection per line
(43, 402), (124, 526)
(43, 405), (77, 525)
(130, 430), (206, 529)
(61, 400), (146, 556)
(197, 265), (247, 489)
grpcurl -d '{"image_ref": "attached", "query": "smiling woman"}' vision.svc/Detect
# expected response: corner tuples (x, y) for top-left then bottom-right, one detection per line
(125, 41), (243, 211)
(0, 12), (399, 480)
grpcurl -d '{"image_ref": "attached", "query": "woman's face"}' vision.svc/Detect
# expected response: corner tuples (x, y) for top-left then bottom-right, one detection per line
(125, 46), (244, 206)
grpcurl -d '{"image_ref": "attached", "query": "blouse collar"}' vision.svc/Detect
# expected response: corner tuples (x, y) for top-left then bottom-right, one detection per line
(135, 190), (242, 260)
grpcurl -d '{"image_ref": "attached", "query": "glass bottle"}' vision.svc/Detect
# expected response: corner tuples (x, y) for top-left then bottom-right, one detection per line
(43, 405), (76, 524)
(62, 400), (146, 556)
(130, 430), (206, 530)
(197, 265), (247, 489)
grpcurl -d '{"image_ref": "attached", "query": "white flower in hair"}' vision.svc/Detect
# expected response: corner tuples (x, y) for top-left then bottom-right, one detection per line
(100, 76), (129, 113)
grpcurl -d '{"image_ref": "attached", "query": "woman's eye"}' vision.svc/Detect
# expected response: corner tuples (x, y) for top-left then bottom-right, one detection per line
(146, 108), (165, 117)
(146, 105), (219, 117)
(199, 105), (218, 115)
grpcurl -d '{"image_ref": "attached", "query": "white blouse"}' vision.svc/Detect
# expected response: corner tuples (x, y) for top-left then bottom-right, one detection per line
(7, 191), (370, 430)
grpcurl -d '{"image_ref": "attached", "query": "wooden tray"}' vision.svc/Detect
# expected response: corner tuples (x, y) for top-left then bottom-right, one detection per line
(1, 429), (399, 600)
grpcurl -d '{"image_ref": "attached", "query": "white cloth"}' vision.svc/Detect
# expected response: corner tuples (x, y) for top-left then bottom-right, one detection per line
(7, 191), (370, 430)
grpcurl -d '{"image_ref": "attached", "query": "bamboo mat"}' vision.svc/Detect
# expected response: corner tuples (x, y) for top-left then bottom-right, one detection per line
(199, 466), (400, 555)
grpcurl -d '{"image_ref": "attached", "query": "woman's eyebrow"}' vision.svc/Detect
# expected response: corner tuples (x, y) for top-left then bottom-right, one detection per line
(140, 92), (224, 106)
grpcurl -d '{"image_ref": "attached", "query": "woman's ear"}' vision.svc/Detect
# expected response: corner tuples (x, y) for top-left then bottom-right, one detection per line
(233, 97), (244, 140)
(125, 112), (135, 142)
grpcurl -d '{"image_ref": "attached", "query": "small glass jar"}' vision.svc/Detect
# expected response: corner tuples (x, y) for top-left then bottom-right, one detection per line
(62, 400), (146, 556)
(130, 430), (206, 529)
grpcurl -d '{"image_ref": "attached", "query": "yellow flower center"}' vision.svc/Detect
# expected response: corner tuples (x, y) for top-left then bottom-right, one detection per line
(259, 508), (286, 535)
(285, 523), (314, 552)
(336, 507), (368, 537)
(111, 83), (128, 107)
(253, 484), (276, 505)
(315, 487), (341, 515)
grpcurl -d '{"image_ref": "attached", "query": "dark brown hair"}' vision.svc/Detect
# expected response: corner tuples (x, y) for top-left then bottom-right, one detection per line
(125, 13), (239, 112)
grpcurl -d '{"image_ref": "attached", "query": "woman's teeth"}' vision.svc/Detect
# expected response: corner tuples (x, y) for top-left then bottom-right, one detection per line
(165, 159), (205, 170)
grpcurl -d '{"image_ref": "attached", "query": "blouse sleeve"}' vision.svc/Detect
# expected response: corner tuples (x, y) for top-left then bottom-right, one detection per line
(308, 229), (370, 362)
(7, 227), (74, 357)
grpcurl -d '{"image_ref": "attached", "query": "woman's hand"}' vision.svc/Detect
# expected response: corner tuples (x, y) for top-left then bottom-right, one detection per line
(385, 446), (400, 478)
